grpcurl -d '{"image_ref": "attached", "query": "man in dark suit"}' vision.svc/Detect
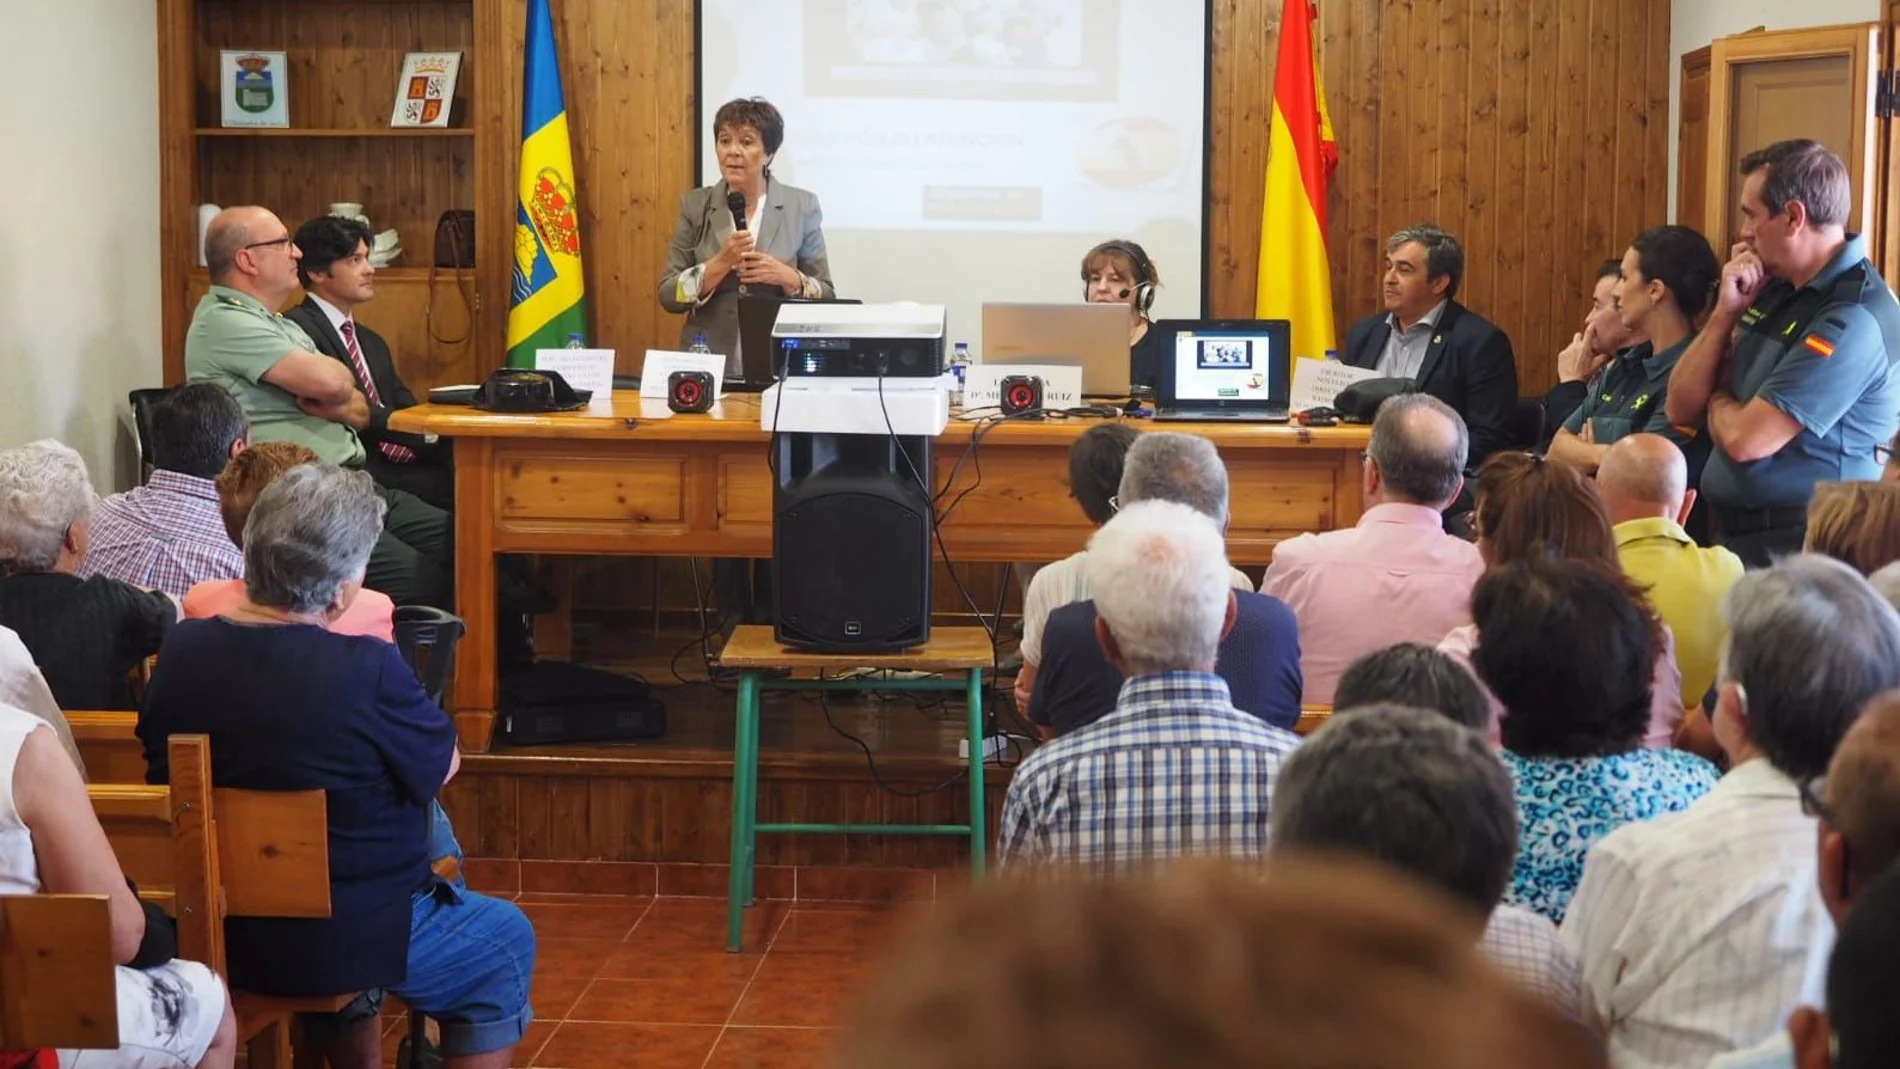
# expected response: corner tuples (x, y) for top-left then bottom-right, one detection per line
(284, 215), (454, 511)
(1342, 224), (1519, 466)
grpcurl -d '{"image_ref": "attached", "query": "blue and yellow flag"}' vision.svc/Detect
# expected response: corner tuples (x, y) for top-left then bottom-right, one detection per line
(506, 0), (587, 367)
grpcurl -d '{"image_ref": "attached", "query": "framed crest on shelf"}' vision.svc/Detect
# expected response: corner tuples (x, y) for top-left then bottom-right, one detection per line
(391, 51), (463, 128)
(219, 50), (289, 128)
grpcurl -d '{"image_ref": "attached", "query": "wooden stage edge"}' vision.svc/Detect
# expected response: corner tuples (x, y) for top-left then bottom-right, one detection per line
(394, 392), (1371, 752)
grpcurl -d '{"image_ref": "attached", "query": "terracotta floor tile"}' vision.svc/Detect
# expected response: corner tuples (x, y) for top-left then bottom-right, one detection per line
(565, 975), (751, 1026)
(531, 1021), (721, 1069)
(729, 967), (870, 1030)
(519, 892), (658, 906)
(747, 951), (876, 991)
(624, 899), (788, 953)
(703, 1026), (844, 1069)
(522, 859), (658, 897)
(597, 943), (763, 983)
(529, 972), (596, 1020)
(767, 907), (904, 955)
(511, 1021), (559, 1068)
(520, 901), (650, 941)
(534, 937), (622, 979)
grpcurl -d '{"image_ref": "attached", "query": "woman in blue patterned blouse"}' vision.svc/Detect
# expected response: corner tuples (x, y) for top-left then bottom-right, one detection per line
(1470, 557), (1719, 923)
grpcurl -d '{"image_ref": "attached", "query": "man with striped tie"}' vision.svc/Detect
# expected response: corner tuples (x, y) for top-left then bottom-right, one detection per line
(284, 215), (454, 511)
(185, 206), (452, 609)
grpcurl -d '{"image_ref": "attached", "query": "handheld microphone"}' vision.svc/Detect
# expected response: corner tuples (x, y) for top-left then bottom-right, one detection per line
(727, 190), (748, 232)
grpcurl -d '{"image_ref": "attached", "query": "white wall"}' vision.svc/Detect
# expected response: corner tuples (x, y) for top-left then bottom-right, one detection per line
(0, 8), (161, 491)
(1668, 0), (1883, 219)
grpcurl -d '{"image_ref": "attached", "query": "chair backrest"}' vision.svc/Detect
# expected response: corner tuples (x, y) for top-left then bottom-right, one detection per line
(70, 711), (146, 785)
(89, 732), (332, 970)
(1510, 396), (1546, 452)
(0, 894), (119, 1049)
(392, 606), (466, 709)
(128, 387), (174, 485)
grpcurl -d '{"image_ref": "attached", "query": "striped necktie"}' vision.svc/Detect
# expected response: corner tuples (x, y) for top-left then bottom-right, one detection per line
(340, 320), (416, 464)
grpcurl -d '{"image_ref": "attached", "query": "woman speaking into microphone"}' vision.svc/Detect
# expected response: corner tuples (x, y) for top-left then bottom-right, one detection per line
(659, 97), (835, 378)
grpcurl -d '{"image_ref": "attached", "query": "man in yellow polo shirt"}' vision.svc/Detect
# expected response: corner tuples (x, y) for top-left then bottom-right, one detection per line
(1597, 434), (1744, 711)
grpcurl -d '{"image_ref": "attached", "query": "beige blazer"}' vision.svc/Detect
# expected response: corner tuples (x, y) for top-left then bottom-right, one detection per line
(657, 178), (835, 372)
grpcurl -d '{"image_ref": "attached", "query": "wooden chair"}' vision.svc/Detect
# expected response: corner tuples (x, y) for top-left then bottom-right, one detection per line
(0, 895), (119, 1050)
(87, 732), (345, 1069)
(69, 711), (146, 784)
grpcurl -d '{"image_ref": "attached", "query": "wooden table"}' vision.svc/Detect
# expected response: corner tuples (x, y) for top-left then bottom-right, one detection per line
(391, 392), (1372, 751)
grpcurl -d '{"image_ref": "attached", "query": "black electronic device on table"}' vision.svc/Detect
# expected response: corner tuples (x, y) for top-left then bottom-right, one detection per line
(1151, 319), (1294, 423)
(732, 295), (862, 391)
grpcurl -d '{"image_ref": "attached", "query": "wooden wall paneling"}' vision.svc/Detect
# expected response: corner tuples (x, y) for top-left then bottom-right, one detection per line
(1678, 47), (1713, 230)
(158, 0), (198, 388)
(1462, 0), (1500, 330)
(1640, 0), (1672, 241)
(1487, 0), (1530, 376)
(1205, 0), (1281, 318)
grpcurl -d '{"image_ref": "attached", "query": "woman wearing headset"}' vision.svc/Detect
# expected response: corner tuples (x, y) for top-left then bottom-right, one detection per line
(1081, 239), (1168, 393)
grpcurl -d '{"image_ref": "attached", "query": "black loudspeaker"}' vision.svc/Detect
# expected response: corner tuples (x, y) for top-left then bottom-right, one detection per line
(667, 370), (714, 413)
(1000, 374), (1044, 416)
(772, 433), (932, 651)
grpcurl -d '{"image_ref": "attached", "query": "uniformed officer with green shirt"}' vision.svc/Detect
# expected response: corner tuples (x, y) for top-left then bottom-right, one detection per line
(1666, 140), (1900, 569)
(184, 206), (453, 608)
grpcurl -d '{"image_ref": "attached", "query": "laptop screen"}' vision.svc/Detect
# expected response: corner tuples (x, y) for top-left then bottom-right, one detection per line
(1167, 323), (1290, 404)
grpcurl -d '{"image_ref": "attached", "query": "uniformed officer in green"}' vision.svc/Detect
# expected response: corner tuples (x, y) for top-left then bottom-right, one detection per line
(1666, 140), (1900, 568)
(185, 206), (453, 608)
(1549, 226), (1722, 481)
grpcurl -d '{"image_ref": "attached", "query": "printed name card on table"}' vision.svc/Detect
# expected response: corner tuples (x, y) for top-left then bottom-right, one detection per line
(640, 350), (727, 403)
(1289, 356), (1380, 414)
(534, 347), (616, 415)
(963, 364), (1084, 412)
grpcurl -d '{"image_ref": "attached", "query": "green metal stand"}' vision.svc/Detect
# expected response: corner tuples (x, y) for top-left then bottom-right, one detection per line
(726, 673), (987, 951)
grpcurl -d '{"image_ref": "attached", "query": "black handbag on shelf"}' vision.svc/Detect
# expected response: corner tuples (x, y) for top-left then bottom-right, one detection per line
(426, 209), (478, 347)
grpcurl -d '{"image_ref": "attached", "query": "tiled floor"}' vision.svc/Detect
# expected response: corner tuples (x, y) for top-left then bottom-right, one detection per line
(383, 893), (906, 1069)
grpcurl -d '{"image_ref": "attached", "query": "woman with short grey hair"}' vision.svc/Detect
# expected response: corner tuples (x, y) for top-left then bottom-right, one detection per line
(0, 439), (175, 710)
(141, 461), (537, 1067)
(236, 463), (386, 622)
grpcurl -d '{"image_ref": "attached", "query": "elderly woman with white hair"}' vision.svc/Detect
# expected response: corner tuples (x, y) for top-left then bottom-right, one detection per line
(0, 439), (176, 710)
(139, 464), (535, 1069)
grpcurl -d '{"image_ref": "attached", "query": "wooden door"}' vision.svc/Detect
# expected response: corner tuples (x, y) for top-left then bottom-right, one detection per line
(1678, 47), (1712, 229)
(1704, 24), (1882, 254)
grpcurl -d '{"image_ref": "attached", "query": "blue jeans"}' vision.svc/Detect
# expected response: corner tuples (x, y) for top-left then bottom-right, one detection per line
(429, 799), (465, 885)
(390, 883), (536, 1056)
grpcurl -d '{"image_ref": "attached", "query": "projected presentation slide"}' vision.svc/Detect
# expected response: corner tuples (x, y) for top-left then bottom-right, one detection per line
(1173, 331), (1277, 401)
(698, 0), (1209, 348)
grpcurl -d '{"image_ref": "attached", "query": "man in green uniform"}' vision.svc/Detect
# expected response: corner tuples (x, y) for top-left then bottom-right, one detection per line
(185, 206), (452, 608)
(1666, 140), (1900, 568)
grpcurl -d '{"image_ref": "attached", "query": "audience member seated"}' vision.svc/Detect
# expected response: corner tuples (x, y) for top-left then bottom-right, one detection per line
(1547, 226), (1721, 476)
(1543, 259), (1643, 441)
(1803, 480), (1900, 576)
(1332, 642), (1489, 731)
(1563, 555), (1900, 1068)
(0, 624), (82, 774)
(1442, 451), (1684, 748)
(1811, 863), (1900, 1069)
(185, 206), (452, 608)
(1027, 432), (1299, 737)
(1261, 394), (1483, 705)
(76, 383), (249, 597)
(836, 859), (1606, 1069)
(139, 465), (533, 1069)
(183, 440), (394, 639)
(1711, 691), (1900, 1067)
(1596, 433), (1742, 726)
(1270, 704), (1581, 1013)
(1015, 423), (1140, 711)
(1341, 224), (1519, 465)
(1470, 559), (1718, 923)
(0, 699), (237, 1069)
(0, 440), (174, 711)
(999, 501), (1300, 871)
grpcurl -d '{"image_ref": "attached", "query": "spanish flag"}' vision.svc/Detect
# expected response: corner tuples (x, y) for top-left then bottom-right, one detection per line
(506, 0), (588, 368)
(1254, 0), (1338, 362)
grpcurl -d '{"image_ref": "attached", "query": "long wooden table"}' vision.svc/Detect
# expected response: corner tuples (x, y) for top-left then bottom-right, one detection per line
(392, 392), (1371, 751)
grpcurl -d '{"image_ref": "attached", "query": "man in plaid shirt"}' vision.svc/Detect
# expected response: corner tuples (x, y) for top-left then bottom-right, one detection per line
(999, 494), (1301, 872)
(78, 383), (248, 598)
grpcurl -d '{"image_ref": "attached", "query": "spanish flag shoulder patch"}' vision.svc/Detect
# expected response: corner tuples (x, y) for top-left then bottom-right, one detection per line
(1803, 335), (1837, 359)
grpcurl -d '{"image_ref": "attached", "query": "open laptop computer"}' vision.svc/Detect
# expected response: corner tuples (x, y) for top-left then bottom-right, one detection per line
(980, 302), (1132, 397)
(1153, 319), (1293, 422)
(733, 294), (861, 391)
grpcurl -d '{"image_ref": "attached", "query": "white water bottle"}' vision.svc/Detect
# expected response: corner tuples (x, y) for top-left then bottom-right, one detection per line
(950, 341), (971, 403)
(690, 332), (713, 356)
(565, 332), (585, 350)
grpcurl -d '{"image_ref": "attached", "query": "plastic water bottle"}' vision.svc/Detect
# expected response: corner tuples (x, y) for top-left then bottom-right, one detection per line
(1324, 348), (1339, 362)
(565, 332), (585, 350)
(950, 341), (972, 403)
(690, 332), (713, 356)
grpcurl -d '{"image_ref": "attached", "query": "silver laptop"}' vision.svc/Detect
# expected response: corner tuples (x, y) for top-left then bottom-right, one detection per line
(980, 302), (1133, 397)
(1152, 319), (1293, 422)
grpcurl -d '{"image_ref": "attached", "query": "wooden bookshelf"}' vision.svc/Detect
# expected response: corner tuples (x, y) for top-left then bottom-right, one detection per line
(158, 0), (510, 392)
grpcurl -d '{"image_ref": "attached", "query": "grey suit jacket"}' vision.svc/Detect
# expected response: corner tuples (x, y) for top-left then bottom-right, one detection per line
(657, 178), (835, 373)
